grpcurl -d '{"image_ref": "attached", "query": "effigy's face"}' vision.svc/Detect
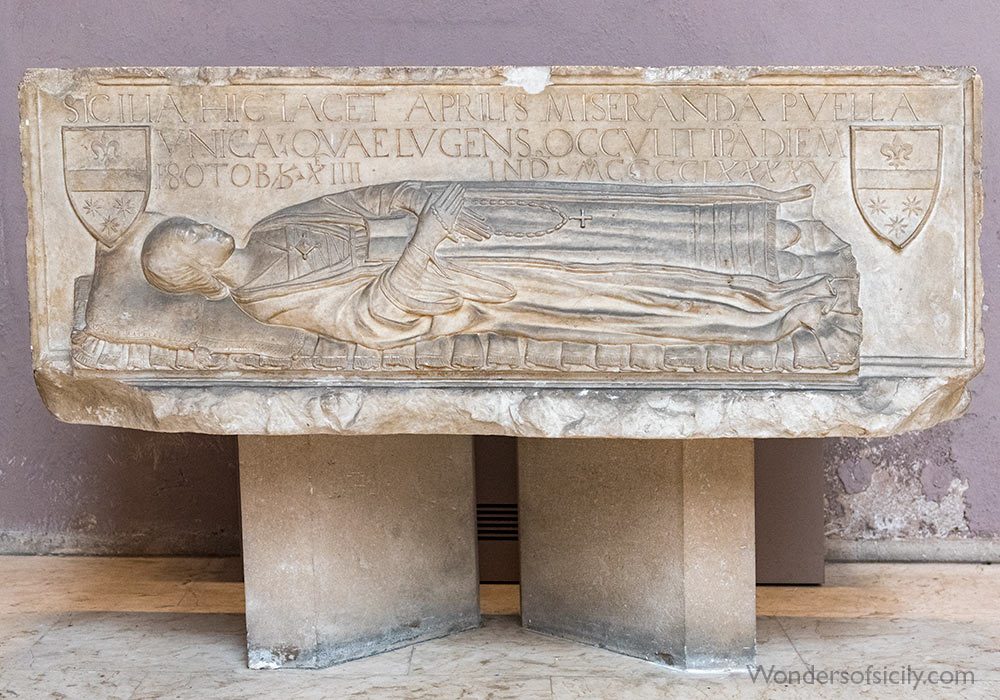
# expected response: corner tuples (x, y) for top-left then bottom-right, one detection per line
(19, 66), (983, 439)
(184, 222), (235, 263)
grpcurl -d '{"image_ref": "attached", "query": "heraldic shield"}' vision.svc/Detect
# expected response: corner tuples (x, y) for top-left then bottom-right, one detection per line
(62, 126), (150, 248)
(850, 125), (942, 250)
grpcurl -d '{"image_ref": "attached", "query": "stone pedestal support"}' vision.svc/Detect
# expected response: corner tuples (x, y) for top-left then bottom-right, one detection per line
(517, 438), (756, 670)
(238, 435), (480, 669)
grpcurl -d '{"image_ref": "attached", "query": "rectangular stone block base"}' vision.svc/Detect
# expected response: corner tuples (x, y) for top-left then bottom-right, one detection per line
(518, 438), (756, 670)
(239, 435), (480, 668)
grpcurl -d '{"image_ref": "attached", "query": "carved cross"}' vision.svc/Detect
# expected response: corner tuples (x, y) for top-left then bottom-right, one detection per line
(567, 208), (592, 229)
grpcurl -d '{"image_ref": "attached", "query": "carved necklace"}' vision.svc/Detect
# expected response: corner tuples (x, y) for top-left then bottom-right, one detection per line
(435, 198), (569, 239)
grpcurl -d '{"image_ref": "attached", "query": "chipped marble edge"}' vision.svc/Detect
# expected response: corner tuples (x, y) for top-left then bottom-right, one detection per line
(19, 64), (979, 94)
(34, 363), (975, 439)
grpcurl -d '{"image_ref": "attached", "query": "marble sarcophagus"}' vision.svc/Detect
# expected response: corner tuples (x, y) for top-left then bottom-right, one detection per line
(22, 66), (980, 439)
(20, 66), (982, 670)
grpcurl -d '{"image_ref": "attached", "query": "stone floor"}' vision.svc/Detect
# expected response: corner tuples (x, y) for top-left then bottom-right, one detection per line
(0, 557), (998, 698)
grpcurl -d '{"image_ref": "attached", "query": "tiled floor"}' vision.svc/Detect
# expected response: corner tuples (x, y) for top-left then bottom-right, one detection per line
(0, 557), (997, 698)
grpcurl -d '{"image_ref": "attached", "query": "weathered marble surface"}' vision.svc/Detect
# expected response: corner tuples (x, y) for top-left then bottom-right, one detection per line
(32, 369), (973, 438)
(20, 66), (982, 438)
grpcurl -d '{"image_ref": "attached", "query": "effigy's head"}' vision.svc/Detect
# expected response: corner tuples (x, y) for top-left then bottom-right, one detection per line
(141, 217), (235, 300)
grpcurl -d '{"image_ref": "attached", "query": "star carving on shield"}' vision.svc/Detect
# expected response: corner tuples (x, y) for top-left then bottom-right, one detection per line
(866, 195), (887, 216)
(62, 126), (150, 248)
(851, 125), (942, 250)
(901, 195), (924, 217)
(886, 215), (907, 238)
(112, 195), (134, 218)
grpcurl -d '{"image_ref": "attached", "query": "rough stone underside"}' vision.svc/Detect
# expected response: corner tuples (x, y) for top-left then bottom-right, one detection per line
(36, 364), (971, 438)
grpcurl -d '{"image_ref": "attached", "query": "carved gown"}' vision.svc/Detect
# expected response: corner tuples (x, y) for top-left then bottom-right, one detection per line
(228, 181), (853, 353)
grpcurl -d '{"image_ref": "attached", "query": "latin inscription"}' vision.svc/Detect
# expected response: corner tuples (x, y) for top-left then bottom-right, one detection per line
(59, 88), (923, 193)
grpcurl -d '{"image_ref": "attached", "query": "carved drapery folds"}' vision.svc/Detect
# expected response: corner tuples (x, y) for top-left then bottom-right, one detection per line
(71, 181), (861, 379)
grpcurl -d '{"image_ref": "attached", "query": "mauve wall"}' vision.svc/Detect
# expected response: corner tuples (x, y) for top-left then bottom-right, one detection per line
(1, 0), (996, 556)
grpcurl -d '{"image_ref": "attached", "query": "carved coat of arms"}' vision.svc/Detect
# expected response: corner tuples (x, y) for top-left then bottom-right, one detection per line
(62, 126), (150, 248)
(850, 125), (942, 249)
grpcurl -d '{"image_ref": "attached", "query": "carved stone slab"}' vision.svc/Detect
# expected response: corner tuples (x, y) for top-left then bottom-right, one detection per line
(20, 67), (982, 438)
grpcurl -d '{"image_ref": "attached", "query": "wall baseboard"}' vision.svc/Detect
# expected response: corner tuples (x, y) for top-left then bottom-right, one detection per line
(4, 531), (998, 563)
(827, 537), (1000, 563)
(0, 530), (241, 557)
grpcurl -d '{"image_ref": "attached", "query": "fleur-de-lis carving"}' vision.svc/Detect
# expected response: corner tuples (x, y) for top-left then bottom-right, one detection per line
(88, 133), (121, 167)
(880, 134), (913, 169)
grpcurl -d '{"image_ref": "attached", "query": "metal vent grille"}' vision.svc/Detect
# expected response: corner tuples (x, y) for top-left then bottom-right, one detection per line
(476, 503), (519, 541)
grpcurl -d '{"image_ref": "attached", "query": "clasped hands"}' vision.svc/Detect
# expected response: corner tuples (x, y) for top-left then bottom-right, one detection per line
(413, 183), (492, 251)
